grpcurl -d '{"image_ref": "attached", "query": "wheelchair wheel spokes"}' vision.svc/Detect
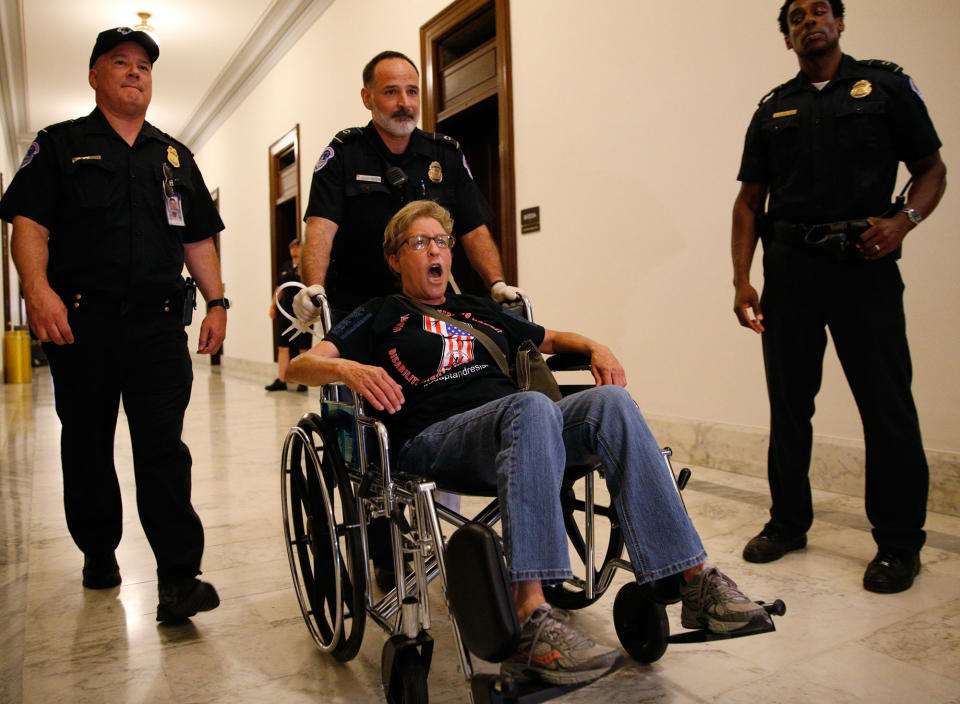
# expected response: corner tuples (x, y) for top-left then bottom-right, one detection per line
(282, 413), (366, 661)
(544, 476), (625, 610)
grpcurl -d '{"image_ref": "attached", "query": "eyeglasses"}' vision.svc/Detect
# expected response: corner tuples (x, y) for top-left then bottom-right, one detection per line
(400, 234), (456, 251)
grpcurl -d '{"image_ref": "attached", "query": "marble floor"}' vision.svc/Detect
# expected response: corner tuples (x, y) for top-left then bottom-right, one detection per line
(2, 364), (960, 704)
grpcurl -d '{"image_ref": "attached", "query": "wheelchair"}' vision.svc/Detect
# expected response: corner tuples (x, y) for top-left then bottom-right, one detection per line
(279, 291), (785, 704)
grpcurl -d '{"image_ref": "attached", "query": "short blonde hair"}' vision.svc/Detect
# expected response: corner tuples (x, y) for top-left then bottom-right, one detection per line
(383, 200), (454, 261)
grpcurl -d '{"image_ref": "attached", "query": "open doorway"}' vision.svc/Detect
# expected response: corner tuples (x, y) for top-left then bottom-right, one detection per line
(421, 0), (517, 296)
(268, 126), (302, 358)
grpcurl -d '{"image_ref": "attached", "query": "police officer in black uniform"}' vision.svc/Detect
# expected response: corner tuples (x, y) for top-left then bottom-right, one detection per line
(293, 50), (522, 325)
(731, 0), (947, 593)
(0, 28), (228, 621)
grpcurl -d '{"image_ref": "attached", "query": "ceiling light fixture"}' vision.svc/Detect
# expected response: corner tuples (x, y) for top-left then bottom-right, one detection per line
(133, 11), (159, 46)
(134, 12), (154, 32)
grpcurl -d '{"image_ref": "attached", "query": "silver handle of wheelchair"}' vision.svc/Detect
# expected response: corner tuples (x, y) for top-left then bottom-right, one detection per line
(309, 291), (334, 337)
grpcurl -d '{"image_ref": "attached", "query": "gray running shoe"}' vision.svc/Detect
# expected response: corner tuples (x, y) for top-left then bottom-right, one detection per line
(501, 604), (623, 685)
(680, 565), (771, 634)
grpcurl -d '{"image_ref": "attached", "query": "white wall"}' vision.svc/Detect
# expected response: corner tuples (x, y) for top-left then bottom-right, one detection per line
(197, 0), (960, 454)
(193, 0), (454, 363)
(1, 110), (18, 332)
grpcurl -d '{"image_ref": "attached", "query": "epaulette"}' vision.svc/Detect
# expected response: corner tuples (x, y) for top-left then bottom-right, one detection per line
(155, 128), (194, 156)
(758, 79), (791, 107)
(39, 116), (84, 134)
(332, 127), (366, 144)
(857, 59), (904, 75)
(421, 130), (461, 151)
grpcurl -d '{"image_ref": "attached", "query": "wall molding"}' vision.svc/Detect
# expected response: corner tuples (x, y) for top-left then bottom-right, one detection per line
(647, 414), (960, 517)
(0, 0), (333, 169)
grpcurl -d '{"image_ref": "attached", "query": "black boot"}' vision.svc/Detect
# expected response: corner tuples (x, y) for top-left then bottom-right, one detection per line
(157, 577), (220, 623)
(82, 552), (121, 589)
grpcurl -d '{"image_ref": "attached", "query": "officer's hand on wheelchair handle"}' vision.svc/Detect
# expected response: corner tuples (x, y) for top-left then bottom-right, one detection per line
(734, 283), (765, 334)
(490, 280), (524, 304)
(293, 284), (327, 324)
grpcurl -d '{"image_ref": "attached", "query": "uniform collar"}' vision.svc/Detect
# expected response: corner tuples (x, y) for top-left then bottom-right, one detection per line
(84, 107), (167, 146)
(362, 120), (428, 161)
(783, 53), (860, 95)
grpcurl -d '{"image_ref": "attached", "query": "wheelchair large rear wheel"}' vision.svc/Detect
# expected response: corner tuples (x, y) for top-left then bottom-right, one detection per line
(543, 470), (625, 610)
(612, 583), (669, 663)
(282, 413), (366, 661)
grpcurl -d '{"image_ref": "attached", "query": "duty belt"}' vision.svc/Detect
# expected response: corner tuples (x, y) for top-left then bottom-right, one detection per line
(772, 219), (871, 260)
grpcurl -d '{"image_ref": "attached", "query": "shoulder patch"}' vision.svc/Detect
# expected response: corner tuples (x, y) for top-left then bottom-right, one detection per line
(314, 145), (335, 172)
(857, 58), (904, 75)
(332, 127), (365, 145)
(421, 130), (461, 151)
(19, 141), (40, 170)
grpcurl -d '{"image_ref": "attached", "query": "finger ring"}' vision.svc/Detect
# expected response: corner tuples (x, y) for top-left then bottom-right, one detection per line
(874, 244), (880, 252)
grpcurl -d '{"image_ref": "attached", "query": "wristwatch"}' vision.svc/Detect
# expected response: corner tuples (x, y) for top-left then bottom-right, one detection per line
(901, 207), (923, 225)
(206, 297), (231, 311)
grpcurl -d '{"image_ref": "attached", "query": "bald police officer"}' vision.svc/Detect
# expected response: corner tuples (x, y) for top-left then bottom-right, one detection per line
(731, 1), (946, 593)
(0, 28), (228, 621)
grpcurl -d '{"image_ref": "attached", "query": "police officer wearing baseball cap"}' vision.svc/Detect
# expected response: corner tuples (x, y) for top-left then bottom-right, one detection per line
(89, 26), (160, 68)
(0, 27), (227, 622)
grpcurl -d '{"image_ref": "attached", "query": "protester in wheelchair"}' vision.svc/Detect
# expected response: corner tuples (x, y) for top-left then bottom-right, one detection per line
(287, 200), (772, 686)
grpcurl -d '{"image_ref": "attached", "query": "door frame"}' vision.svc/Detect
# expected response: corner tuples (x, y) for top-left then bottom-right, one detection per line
(420, 0), (517, 285)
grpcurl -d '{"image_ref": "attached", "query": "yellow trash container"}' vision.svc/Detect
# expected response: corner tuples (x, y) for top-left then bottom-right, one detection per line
(4, 329), (32, 384)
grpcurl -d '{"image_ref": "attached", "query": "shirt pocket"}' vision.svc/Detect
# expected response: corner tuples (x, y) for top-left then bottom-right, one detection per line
(67, 158), (118, 210)
(344, 179), (391, 198)
(835, 99), (888, 152)
(760, 114), (801, 163)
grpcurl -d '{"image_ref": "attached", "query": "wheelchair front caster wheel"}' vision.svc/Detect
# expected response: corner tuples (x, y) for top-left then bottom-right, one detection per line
(613, 583), (669, 663)
(383, 645), (428, 704)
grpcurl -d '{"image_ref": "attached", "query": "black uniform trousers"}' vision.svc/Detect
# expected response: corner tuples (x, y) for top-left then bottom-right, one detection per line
(759, 241), (928, 554)
(43, 297), (204, 581)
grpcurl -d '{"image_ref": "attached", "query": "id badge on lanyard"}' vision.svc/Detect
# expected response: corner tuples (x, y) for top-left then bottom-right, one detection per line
(162, 162), (185, 227)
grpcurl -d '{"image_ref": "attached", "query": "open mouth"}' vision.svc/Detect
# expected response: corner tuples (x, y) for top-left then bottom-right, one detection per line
(428, 263), (444, 281)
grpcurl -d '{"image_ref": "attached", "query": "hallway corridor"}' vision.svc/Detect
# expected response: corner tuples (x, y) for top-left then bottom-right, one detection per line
(3, 364), (959, 703)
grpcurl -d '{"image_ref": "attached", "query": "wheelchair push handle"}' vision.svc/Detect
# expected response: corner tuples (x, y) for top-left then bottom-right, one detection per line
(273, 282), (330, 339)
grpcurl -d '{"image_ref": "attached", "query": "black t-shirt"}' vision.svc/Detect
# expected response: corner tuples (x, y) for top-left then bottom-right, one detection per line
(304, 123), (493, 312)
(737, 54), (941, 224)
(0, 108), (224, 299)
(325, 294), (544, 449)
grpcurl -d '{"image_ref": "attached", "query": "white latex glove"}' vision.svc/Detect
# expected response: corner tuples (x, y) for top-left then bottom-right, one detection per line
(490, 280), (524, 303)
(293, 284), (326, 324)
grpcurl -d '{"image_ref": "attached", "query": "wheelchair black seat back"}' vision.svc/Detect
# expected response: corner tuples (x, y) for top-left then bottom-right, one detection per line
(279, 290), (784, 704)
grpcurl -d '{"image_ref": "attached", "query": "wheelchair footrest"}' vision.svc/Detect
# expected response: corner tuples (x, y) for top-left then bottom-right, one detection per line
(471, 662), (626, 704)
(446, 523), (519, 662)
(667, 599), (785, 644)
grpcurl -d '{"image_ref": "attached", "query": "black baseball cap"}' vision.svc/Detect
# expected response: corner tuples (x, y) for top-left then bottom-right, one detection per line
(89, 27), (159, 69)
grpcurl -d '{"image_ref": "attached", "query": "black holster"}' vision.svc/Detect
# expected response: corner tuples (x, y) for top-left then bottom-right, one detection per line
(183, 277), (197, 325)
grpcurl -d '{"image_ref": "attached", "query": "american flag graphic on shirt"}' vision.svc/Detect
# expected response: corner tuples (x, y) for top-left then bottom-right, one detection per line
(423, 315), (475, 374)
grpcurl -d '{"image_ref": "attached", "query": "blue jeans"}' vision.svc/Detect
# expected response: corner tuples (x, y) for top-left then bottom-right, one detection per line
(398, 386), (706, 584)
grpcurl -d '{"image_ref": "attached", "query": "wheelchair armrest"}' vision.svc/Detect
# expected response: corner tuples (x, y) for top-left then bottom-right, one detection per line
(546, 352), (591, 372)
